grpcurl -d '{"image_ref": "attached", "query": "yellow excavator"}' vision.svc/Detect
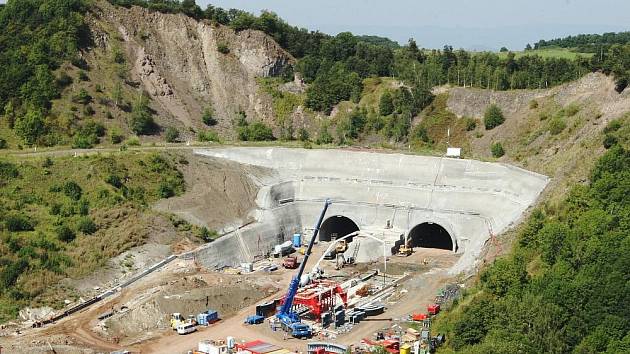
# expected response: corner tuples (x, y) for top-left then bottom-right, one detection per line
(397, 235), (413, 257)
(335, 240), (348, 253)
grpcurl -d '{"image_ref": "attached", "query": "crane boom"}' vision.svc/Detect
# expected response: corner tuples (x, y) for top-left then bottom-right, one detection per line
(278, 199), (331, 317)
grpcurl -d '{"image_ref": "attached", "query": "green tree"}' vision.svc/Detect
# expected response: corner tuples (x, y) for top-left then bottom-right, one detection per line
(298, 127), (310, 142)
(379, 91), (394, 116)
(202, 106), (217, 126)
(484, 104), (505, 130)
(130, 94), (155, 135)
(14, 108), (45, 145)
(316, 124), (333, 144)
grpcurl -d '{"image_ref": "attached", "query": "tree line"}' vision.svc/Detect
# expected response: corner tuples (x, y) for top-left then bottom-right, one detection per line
(534, 31), (630, 52)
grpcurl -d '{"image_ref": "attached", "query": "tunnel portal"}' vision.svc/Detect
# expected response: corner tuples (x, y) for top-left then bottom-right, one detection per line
(408, 222), (455, 251)
(319, 215), (359, 242)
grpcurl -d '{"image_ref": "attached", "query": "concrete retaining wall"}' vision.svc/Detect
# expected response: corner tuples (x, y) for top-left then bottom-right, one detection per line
(192, 148), (549, 273)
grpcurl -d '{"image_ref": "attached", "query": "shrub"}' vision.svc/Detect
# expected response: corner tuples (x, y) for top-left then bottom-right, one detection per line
(548, 117), (566, 135)
(298, 128), (310, 142)
(202, 107), (217, 126)
(217, 42), (230, 54)
(237, 121), (275, 141)
(464, 117), (477, 131)
(110, 129), (123, 144)
(5, 214), (34, 232)
(412, 125), (431, 143)
(0, 138), (7, 149)
(82, 105), (95, 116)
(56, 72), (73, 88)
(316, 125), (334, 144)
(105, 174), (123, 188)
(564, 103), (580, 117)
(484, 104), (505, 130)
(198, 227), (218, 242)
(42, 157), (53, 168)
(198, 130), (220, 142)
(603, 119), (622, 133)
(62, 181), (82, 201)
(130, 94), (155, 135)
(379, 91), (394, 116)
(164, 127), (179, 143)
(73, 89), (92, 104)
(157, 182), (175, 198)
(603, 134), (618, 149)
(78, 199), (90, 216)
(77, 217), (97, 235)
(0, 161), (18, 180)
(491, 142), (505, 158)
(78, 70), (89, 81)
(126, 136), (140, 146)
(56, 224), (76, 242)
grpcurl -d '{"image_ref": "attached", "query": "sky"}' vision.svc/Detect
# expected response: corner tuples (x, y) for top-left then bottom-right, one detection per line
(201, 0), (630, 51)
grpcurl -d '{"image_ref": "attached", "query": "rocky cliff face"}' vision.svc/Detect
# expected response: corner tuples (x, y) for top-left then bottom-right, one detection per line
(90, 1), (294, 133)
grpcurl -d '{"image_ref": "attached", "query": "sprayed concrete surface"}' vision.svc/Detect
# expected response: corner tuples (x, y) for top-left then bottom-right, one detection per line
(193, 147), (549, 273)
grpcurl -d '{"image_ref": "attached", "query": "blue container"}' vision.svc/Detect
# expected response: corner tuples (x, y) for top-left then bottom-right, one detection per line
(206, 309), (218, 322)
(197, 313), (209, 325)
(292, 233), (302, 248)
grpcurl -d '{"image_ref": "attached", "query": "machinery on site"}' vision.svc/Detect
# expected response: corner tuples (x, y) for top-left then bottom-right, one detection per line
(397, 233), (413, 257)
(282, 256), (298, 269)
(275, 199), (332, 338)
(170, 313), (185, 330)
(335, 239), (348, 253)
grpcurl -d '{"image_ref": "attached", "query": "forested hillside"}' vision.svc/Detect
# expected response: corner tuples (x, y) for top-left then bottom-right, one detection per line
(434, 116), (630, 353)
(0, 0), (628, 149)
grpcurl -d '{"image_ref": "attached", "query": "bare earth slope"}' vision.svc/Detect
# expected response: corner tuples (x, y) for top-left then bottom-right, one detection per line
(89, 1), (293, 133)
(447, 72), (630, 201)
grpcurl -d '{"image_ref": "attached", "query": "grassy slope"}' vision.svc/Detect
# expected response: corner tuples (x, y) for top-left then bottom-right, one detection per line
(0, 151), (199, 321)
(496, 47), (594, 60)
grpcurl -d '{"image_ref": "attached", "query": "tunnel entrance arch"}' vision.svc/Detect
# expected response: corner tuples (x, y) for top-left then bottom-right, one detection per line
(407, 222), (456, 251)
(319, 215), (359, 242)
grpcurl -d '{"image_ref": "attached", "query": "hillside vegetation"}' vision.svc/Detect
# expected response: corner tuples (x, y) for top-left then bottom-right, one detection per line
(0, 152), (189, 321)
(434, 117), (630, 353)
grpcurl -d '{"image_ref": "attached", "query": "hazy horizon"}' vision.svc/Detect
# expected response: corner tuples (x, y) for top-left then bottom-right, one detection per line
(203, 0), (630, 51)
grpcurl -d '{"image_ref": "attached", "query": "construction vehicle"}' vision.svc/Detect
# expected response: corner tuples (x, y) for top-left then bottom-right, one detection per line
(397, 245), (413, 257)
(244, 314), (264, 324)
(335, 239), (348, 253)
(176, 321), (197, 335)
(282, 256), (298, 269)
(170, 313), (185, 330)
(275, 199), (332, 338)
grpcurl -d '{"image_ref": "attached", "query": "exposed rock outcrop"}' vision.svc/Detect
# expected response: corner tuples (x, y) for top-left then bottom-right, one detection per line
(91, 1), (294, 133)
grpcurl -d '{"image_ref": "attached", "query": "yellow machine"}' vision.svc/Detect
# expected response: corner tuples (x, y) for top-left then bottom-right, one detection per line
(398, 245), (413, 257)
(335, 240), (348, 253)
(170, 313), (184, 330)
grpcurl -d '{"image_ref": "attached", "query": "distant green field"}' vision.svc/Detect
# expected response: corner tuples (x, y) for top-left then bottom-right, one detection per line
(496, 47), (594, 60)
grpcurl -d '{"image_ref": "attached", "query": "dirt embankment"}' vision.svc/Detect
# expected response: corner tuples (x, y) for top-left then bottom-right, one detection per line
(89, 1), (294, 135)
(154, 153), (269, 232)
(105, 271), (276, 342)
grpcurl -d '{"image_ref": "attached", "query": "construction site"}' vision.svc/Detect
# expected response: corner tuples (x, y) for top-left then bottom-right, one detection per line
(0, 147), (549, 354)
